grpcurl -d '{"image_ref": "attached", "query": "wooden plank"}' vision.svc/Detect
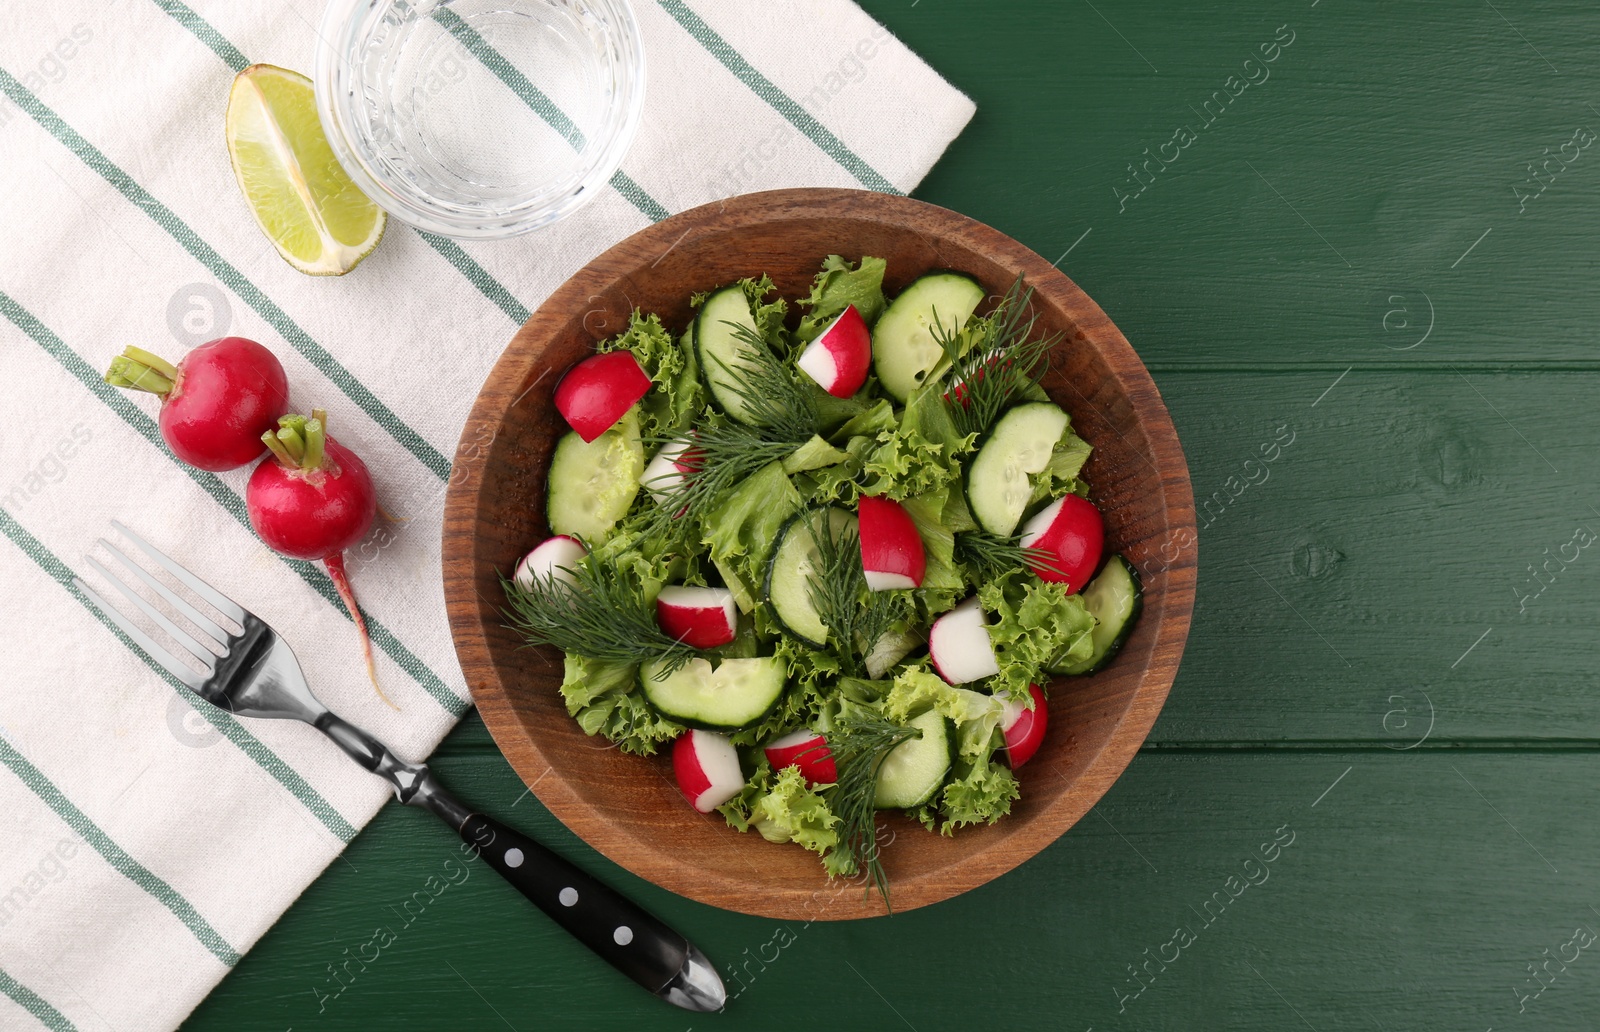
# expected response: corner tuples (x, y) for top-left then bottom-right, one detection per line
(183, 746), (1600, 1031)
(858, 0), (1600, 368)
(1146, 368), (1600, 742)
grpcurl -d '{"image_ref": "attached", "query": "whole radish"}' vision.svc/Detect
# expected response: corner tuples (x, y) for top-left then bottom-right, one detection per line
(104, 337), (289, 471)
(247, 409), (392, 708)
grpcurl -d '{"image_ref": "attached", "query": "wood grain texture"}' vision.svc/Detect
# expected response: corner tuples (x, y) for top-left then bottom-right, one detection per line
(441, 188), (1196, 919)
(189, 742), (1600, 1032)
(1143, 370), (1600, 743)
(183, 0), (1600, 1027)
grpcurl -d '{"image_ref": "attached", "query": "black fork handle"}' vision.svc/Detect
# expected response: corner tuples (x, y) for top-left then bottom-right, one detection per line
(311, 712), (722, 1010)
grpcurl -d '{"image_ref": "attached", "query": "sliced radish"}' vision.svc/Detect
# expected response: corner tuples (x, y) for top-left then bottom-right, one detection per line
(655, 585), (738, 649)
(999, 683), (1049, 768)
(673, 730), (745, 813)
(928, 597), (1000, 684)
(763, 729), (838, 786)
(514, 535), (587, 591)
(640, 436), (696, 507)
(795, 304), (871, 398)
(858, 494), (926, 591)
(1020, 494), (1105, 592)
(553, 351), (651, 443)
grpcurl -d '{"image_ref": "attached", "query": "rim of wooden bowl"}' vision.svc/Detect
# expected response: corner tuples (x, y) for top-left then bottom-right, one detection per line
(443, 188), (1196, 920)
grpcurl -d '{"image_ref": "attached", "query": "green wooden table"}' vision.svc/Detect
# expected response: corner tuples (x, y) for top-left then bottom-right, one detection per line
(186, 3), (1600, 1028)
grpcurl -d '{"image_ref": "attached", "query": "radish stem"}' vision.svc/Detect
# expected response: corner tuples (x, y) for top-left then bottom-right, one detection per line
(277, 426), (305, 464)
(261, 430), (296, 467)
(303, 418), (326, 470)
(103, 346), (177, 395)
(324, 550), (396, 710)
(125, 346), (178, 380)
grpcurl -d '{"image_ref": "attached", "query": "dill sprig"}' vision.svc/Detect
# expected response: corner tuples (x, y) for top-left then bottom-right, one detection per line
(823, 716), (922, 907)
(714, 322), (818, 441)
(641, 320), (820, 534)
(804, 511), (907, 677)
(502, 554), (693, 676)
(640, 424), (796, 535)
(954, 531), (1064, 581)
(936, 277), (1063, 438)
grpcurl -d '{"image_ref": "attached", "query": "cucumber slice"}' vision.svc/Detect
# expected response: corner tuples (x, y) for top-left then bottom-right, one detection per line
(545, 408), (643, 541)
(639, 655), (787, 730)
(696, 285), (766, 425)
(1050, 555), (1143, 675)
(763, 507), (857, 648)
(872, 272), (986, 402)
(865, 626), (925, 680)
(965, 402), (1070, 537)
(874, 708), (954, 809)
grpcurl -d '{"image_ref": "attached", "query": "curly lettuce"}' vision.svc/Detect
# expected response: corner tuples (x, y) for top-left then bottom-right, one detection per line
(797, 255), (888, 341)
(599, 311), (705, 440)
(557, 654), (682, 755)
(882, 668), (1019, 832)
(861, 387), (975, 500)
(978, 568), (1096, 699)
(1031, 425), (1093, 506)
(719, 762), (840, 853)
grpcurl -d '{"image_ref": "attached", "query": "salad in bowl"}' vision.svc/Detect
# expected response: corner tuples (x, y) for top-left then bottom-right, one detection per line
(503, 255), (1142, 901)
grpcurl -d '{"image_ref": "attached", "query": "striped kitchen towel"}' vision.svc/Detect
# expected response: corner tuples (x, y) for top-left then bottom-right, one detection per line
(0, 1), (973, 1028)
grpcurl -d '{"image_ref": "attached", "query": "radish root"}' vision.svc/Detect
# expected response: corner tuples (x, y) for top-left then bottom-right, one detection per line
(324, 550), (398, 711)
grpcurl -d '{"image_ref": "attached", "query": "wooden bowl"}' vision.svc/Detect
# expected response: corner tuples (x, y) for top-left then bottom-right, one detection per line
(443, 188), (1196, 919)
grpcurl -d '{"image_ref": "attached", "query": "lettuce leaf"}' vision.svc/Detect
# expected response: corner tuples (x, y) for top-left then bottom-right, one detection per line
(861, 386), (975, 500)
(557, 654), (682, 755)
(584, 515), (697, 604)
(782, 434), (850, 474)
(797, 255), (888, 341)
(883, 668), (1019, 832)
(939, 759), (1024, 833)
(700, 460), (803, 609)
(790, 434), (875, 508)
(1030, 426), (1093, 505)
(978, 568), (1096, 699)
(717, 757), (840, 864)
(829, 398), (898, 444)
(599, 311), (705, 440)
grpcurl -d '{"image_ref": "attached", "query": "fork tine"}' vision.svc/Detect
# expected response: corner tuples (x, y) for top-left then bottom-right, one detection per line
(99, 539), (232, 648)
(84, 555), (219, 667)
(110, 520), (247, 624)
(73, 577), (207, 690)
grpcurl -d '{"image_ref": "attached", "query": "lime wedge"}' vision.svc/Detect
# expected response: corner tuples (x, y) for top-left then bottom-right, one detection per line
(225, 64), (385, 277)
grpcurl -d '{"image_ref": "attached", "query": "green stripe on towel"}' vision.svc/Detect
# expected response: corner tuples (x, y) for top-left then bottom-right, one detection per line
(656, 0), (901, 195)
(0, 968), (77, 1032)
(0, 497), (358, 842)
(415, 232), (532, 323)
(147, 1), (533, 325)
(0, 735), (241, 967)
(0, 292), (466, 721)
(0, 67), (452, 481)
(148, 0), (248, 72)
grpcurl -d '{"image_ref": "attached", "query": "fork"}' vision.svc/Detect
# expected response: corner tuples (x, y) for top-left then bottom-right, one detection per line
(74, 521), (726, 1013)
